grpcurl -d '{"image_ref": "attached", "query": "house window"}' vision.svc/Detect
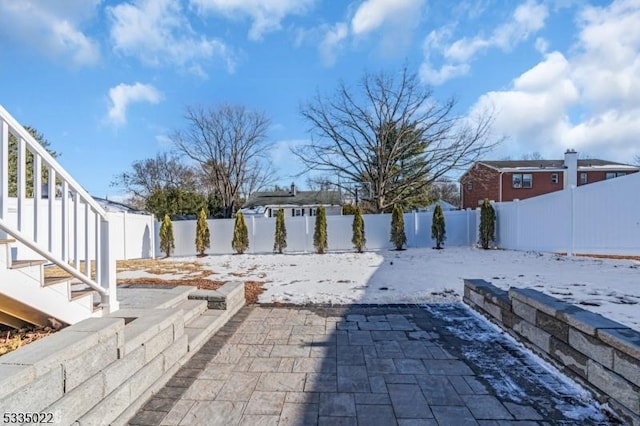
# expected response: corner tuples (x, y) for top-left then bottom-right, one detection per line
(293, 208), (303, 216)
(580, 173), (588, 184)
(512, 173), (532, 188)
(606, 172), (627, 179)
(309, 207), (317, 216)
(551, 173), (559, 184)
(467, 181), (473, 190)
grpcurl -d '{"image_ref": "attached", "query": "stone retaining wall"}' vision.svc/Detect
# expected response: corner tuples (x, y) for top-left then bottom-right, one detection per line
(0, 281), (244, 425)
(463, 279), (640, 426)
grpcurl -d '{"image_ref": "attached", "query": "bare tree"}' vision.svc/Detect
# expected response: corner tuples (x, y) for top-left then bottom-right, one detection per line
(171, 104), (275, 218)
(429, 180), (461, 208)
(111, 152), (198, 208)
(634, 154), (640, 166)
(294, 67), (499, 213)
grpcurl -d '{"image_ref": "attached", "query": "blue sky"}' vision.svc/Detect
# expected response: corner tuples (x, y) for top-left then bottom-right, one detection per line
(1, 0), (639, 200)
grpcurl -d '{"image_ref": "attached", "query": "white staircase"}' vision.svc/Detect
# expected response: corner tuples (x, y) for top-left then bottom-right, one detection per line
(0, 105), (118, 328)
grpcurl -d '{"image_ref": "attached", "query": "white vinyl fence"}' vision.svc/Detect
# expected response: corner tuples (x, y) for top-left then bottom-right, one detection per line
(6, 198), (155, 261)
(494, 172), (640, 256)
(158, 210), (479, 257)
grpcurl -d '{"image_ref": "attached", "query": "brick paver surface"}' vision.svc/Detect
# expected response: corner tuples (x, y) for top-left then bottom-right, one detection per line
(130, 304), (614, 425)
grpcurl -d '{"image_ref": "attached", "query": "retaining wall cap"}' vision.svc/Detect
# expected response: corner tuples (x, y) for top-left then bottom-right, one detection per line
(559, 306), (628, 337)
(509, 288), (569, 317)
(188, 289), (224, 301)
(463, 279), (493, 291)
(598, 328), (640, 360)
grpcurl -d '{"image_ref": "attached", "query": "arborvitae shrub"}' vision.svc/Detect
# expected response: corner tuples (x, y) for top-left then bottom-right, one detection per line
(273, 208), (287, 254)
(479, 198), (496, 249)
(313, 206), (328, 254)
(390, 204), (407, 250)
(159, 214), (175, 257)
(351, 206), (366, 253)
(431, 203), (446, 249)
(195, 208), (210, 256)
(232, 212), (249, 254)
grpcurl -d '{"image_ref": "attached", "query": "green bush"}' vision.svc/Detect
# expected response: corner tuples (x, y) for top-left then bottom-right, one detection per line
(390, 204), (407, 250)
(431, 204), (446, 249)
(273, 208), (287, 254)
(351, 206), (366, 253)
(232, 212), (249, 254)
(195, 208), (210, 256)
(159, 214), (175, 257)
(479, 198), (496, 249)
(314, 206), (328, 254)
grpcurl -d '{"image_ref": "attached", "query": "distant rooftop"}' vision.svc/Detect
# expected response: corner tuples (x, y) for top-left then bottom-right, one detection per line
(480, 159), (636, 170)
(242, 188), (342, 208)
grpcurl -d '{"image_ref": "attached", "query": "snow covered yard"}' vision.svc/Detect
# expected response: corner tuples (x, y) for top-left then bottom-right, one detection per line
(118, 247), (640, 331)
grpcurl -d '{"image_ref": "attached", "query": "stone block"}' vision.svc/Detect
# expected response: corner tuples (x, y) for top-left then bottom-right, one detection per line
(569, 328), (613, 369)
(77, 380), (131, 426)
(587, 359), (640, 415)
(129, 354), (165, 401)
(0, 367), (64, 413)
(608, 398), (640, 426)
(63, 333), (119, 392)
(614, 350), (640, 388)
(598, 327), (640, 359)
(512, 299), (536, 325)
(513, 319), (551, 353)
(144, 326), (175, 363)
(188, 289), (226, 309)
(558, 305), (628, 337)
(0, 364), (36, 400)
(549, 336), (588, 379)
(163, 334), (189, 371)
(536, 310), (569, 343)
(116, 308), (183, 356)
(483, 301), (503, 322)
(102, 346), (145, 395)
(45, 372), (106, 425)
(502, 309), (521, 329)
(509, 288), (568, 318)
(467, 289), (485, 308)
(0, 317), (122, 377)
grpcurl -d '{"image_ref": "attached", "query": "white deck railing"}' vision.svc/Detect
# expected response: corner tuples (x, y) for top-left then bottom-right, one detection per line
(0, 105), (118, 313)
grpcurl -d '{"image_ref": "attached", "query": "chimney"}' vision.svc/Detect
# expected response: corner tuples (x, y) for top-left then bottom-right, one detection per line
(563, 149), (578, 188)
(290, 182), (296, 196)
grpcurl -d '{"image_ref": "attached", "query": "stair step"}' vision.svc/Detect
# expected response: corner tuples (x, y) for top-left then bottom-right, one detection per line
(184, 310), (225, 352)
(0, 238), (16, 244)
(70, 289), (96, 301)
(10, 259), (47, 269)
(43, 276), (71, 287)
(172, 299), (208, 324)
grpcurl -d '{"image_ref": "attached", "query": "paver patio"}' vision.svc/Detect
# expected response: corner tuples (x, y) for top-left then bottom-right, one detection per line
(130, 304), (614, 425)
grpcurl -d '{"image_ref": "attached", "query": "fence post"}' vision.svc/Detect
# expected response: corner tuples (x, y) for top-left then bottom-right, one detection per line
(305, 216), (309, 253)
(251, 215), (256, 254)
(514, 199), (520, 250)
(413, 211), (418, 247)
(0, 120), (8, 239)
(568, 187), (575, 256)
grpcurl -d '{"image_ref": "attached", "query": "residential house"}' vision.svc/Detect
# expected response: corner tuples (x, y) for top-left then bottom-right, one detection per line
(240, 183), (342, 217)
(460, 150), (639, 209)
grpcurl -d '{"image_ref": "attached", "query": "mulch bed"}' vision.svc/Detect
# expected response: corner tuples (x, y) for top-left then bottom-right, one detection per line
(0, 324), (64, 356)
(117, 277), (265, 305)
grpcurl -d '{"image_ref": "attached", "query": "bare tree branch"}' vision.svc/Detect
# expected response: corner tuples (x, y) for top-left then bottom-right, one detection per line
(171, 104), (275, 217)
(294, 67), (500, 212)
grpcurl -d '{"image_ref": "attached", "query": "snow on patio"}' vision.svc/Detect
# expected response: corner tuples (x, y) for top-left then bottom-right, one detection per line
(119, 247), (640, 331)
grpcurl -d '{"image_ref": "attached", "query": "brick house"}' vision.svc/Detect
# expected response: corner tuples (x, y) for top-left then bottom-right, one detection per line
(459, 150), (639, 209)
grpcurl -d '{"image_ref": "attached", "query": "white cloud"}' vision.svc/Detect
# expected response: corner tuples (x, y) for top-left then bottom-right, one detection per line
(319, 22), (349, 66)
(470, 0), (640, 162)
(0, 0), (100, 66)
(107, 83), (162, 126)
(107, 0), (235, 74)
(351, 0), (424, 36)
(190, 0), (315, 41)
(421, 0), (548, 85)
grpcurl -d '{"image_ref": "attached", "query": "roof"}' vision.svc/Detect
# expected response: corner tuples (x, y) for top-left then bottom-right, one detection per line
(93, 197), (148, 214)
(479, 159), (636, 170)
(242, 190), (342, 208)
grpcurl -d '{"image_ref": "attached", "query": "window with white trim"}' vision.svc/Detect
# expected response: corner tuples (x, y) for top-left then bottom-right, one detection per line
(605, 172), (627, 179)
(551, 173), (559, 184)
(580, 173), (587, 184)
(512, 173), (532, 188)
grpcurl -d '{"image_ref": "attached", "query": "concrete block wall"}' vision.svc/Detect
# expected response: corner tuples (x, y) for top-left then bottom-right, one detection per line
(0, 281), (245, 425)
(464, 279), (640, 426)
